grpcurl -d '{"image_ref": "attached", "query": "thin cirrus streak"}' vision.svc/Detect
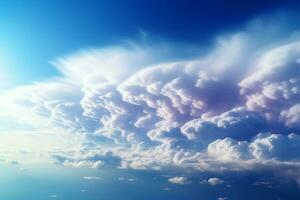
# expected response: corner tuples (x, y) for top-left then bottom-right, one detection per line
(1, 22), (300, 185)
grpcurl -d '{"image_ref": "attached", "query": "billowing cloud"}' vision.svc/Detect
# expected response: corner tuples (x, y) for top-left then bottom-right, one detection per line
(207, 132), (300, 162)
(240, 41), (300, 124)
(2, 13), (300, 186)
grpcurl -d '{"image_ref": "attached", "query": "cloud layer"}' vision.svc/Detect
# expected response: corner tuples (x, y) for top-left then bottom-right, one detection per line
(2, 18), (300, 181)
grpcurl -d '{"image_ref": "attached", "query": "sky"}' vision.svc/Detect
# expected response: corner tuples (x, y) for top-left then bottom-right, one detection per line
(1, 0), (300, 200)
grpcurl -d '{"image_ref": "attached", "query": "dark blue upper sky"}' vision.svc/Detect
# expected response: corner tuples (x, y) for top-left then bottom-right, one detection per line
(0, 0), (299, 86)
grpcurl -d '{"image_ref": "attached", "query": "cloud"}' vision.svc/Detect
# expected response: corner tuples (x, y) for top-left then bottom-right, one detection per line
(200, 177), (224, 186)
(240, 41), (300, 124)
(217, 197), (228, 200)
(207, 178), (224, 186)
(252, 181), (274, 188)
(168, 176), (191, 185)
(207, 137), (250, 161)
(208, 133), (300, 162)
(52, 150), (121, 169)
(281, 104), (300, 128)
(52, 45), (169, 84)
(2, 10), (300, 186)
(83, 176), (102, 180)
(181, 107), (267, 144)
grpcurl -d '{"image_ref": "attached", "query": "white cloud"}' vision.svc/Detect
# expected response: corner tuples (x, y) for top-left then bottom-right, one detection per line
(207, 178), (224, 186)
(217, 197), (228, 200)
(206, 132), (300, 170)
(83, 176), (102, 180)
(252, 181), (274, 188)
(207, 137), (250, 161)
(168, 176), (191, 185)
(240, 41), (300, 124)
(52, 44), (176, 85)
(200, 177), (224, 186)
(181, 107), (266, 143)
(1, 14), (300, 188)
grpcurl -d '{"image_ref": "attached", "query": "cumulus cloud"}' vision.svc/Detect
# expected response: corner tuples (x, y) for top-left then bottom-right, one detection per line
(207, 133), (300, 162)
(240, 41), (300, 124)
(2, 11), (300, 186)
(168, 176), (191, 185)
(208, 178), (224, 186)
(200, 177), (224, 186)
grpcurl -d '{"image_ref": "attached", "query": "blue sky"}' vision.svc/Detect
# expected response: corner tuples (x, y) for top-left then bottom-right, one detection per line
(2, 1), (300, 200)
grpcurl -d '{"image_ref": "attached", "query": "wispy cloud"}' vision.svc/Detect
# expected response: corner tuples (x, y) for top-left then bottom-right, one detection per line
(82, 176), (102, 180)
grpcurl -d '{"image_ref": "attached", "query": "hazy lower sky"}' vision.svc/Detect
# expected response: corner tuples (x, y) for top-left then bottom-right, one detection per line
(1, 1), (300, 200)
